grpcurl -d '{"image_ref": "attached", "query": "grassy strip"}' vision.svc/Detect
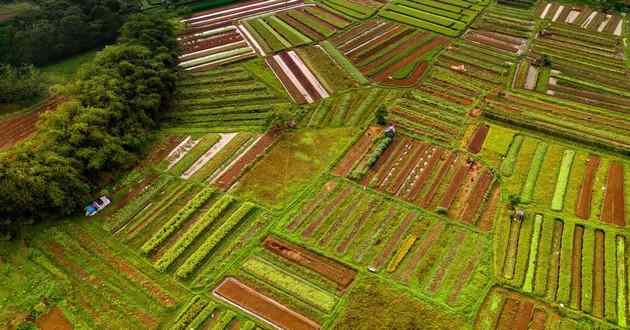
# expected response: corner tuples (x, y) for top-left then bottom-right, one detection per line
(493, 210), (511, 280)
(387, 235), (417, 272)
(321, 41), (369, 85)
(154, 195), (234, 271)
(169, 135), (220, 176)
(140, 187), (215, 254)
(520, 142), (548, 203)
(550, 149), (575, 211)
(617, 236), (627, 328)
(188, 302), (218, 329)
(523, 214), (543, 293)
(581, 228), (594, 314)
(535, 67), (550, 93)
(348, 134), (393, 180)
(557, 222), (575, 304)
(287, 10), (336, 37)
(266, 16), (312, 46)
(210, 310), (236, 330)
(104, 176), (173, 232)
(533, 217), (555, 296)
(241, 321), (256, 330)
(605, 232), (618, 323)
(241, 257), (337, 311)
(499, 134), (523, 177)
(172, 296), (209, 330)
(191, 134), (252, 181)
(176, 203), (255, 278)
(511, 215), (533, 287)
(249, 19), (286, 52)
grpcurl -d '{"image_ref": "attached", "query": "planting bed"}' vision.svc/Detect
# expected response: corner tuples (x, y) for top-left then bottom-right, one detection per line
(538, 2), (624, 36)
(471, 4), (536, 39)
(0, 96), (64, 150)
(167, 65), (289, 132)
(167, 295), (257, 330)
(494, 212), (630, 327)
(266, 50), (331, 104)
(330, 19), (449, 86)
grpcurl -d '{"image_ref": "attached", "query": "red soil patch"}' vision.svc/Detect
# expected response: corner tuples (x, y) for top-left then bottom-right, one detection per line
(439, 164), (469, 210)
(264, 236), (357, 290)
(404, 148), (443, 201)
(348, 26), (411, 61)
(214, 277), (319, 330)
(370, 212), (416, 271)
(278, 52), (320, 101)
(333, 127), (382, 177)
(421, 152), (457, 208)
(331, 20), (379, 46)
(513, 300), (534, 330)
(593, 230), (605, 319)
(36, 307), (72, 330)
(467, 124), (489, 154)
(529, 308), (547, 330)
(600, 162), (625, 226)
(214, 131), (279, 190)
(477, 184), (500, 231)
(496, 298), (520, 330)
(287, 181), (337, 231)
(386, 142), (427, 194)
(0, 96), (65, 150)
(278, 13), (324, 40)
(302, 187), (352, 237)
(575, 155), (600, 219)
(339, 22), (394, 53)
(359, 136), (402, 186)
(360, 32), (429, 74)
(266, 57), (307, 104)
(460, 170), (494, 225)
(336, 199), (382, 254)
(374, 36), (448, 85)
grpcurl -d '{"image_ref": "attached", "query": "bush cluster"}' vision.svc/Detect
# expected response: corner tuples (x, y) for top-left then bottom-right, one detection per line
(0, 14), (179, 230)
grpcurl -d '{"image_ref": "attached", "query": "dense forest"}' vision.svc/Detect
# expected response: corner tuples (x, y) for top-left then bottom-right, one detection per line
(0, 13), (179, 232)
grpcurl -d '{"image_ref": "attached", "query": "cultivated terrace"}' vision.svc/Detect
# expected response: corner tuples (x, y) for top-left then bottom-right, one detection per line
(0, 0), (630, 329)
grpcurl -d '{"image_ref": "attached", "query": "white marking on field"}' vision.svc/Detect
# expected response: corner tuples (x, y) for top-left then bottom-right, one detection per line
(524, 66), (539, 90)
(552, 5), (565, 22)
(182, 0), (297, 22)
(549, 77), (557, 86)
(167, 136), (200, 170)
(598, 14), (612, 32)
(614, 19), (623, 36)
(237, 24), (265, 56)
(184, 50), (256, 71)
(187, 0), (303, 27)
(540, 3), (552, 19)
(209, 135), (263, 184)
(339, 22), (387, 51)
(346, 26), (400, 56)
(177, 25), (236, 41)
(238, 3), (316, 21)
(273, 54), (314, 103)
(565, 10), (580, 23)
(288, 50), (329, 98)
(581, 11), (597, 28)
(180, 47), (253, 69)
(179, 40), (247, 60)
(181, 133), (237, 179)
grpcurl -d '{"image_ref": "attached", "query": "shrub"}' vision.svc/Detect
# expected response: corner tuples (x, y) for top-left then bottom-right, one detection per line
(349, 134), (393, 180)
(176, 203), (255, 278)
(140, 187), (215, 255)
(154, 194), (233, 271)
(0, 65), (47, 103)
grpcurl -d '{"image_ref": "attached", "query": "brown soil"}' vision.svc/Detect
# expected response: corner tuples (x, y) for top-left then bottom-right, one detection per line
(467, 124), (489, 154)
(469, 108), (482, 117)
(593, 230), (605, 319)
(348, 26), (411, 61)
(529, 308), (547, 330)
(496, 298), (520, 329)
(333, 127), (382, 177)
(331, 20), (380, 46)
(340, 23), (394, 54)
(278, 52), (320, 101)
(381, 62), (429, 87)
(477, 184), (500, 231)
(0, 95), (65, 150)
(546, 220), (564, 302)
(360, 32), (429, 74)
(214, 277), (319, 330)
(570, 225), (584, 310)
(180, 31), (243, 54)
(400, 221), (446, 282)
(318, 195), (361, 247)
(36, 307), (72, 330)
(439, 164), (469, 210)
(373, 36), (449, 83)
(512, 300), (534, 330)
(360, 136), (404, 186)
(266, 57), (307, 104)
(264, 236), (357, 290)
(460, 170), (494, 225)
(214, 131), (279, 190)
(466, 33), (520, 53)
(277, 13), (324, 41)
(421, 152), (458, 208)
(376, 139), (415, 189)
(370, 212), (416, 271)
(287, 181), (337, 231)
(336, 199), (381, 254)
(600, 162), (625, 226)
(575, 155), (601, 219)
(302, 187), (352, 237)
(404, 148), (443, 201)
(386, 142), (427, 194)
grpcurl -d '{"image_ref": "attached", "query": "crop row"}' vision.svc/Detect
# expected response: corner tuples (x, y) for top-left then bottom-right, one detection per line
(171, 295), (256, 330)
(538, 2), (624, 36)
(321, 0), (382, 19)
(471, 3), (535, 38)
(495, 213), (630, 326)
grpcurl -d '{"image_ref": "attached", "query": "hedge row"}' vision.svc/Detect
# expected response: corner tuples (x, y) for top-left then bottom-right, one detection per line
(349, 134), (393, 180)
(176, 202), (255, 278)
(242, 257), (338, 311)
(520, 142), (548, 203)
(550, 149), (575, 211)
(188, 302), (218, 329)
(154, 194), (234, 271)
(500, 134), (524, 177)
(211, 310), (236, 330)
(172, 297), (210, 330)
(140, 187), (215, 254)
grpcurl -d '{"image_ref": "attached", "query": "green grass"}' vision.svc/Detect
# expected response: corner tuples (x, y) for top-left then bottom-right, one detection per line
(605, 232), (618, 323)
(478, 124), (516, 168)
(41, 49), (99, 84)
(232, 128), (356, 209)
(520, 142), (548, 203)
(617, 236), (627, 328)
(533, 216), (555, 296)
(500, 134), (523, 177)
(169, 134), (220, 176)
(550, 149), (575, 211)
(321, 41), (369, 85)
(556, 222), (575, 304)
(581, 227), (594, 314)
(522, 214), (542, 292)
(241, 257), (337, 311)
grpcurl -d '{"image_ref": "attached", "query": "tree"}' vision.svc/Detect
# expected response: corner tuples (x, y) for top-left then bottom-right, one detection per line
(0, 65), (47, 103)
(375, 105), (387, 125)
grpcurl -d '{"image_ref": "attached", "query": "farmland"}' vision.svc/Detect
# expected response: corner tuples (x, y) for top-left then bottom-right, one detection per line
(2, 0), (630, 329)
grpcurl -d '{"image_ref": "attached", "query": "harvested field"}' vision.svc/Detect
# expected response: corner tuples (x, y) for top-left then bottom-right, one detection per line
(468, 124), (489, 154)
(601, 162), (625, 226)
